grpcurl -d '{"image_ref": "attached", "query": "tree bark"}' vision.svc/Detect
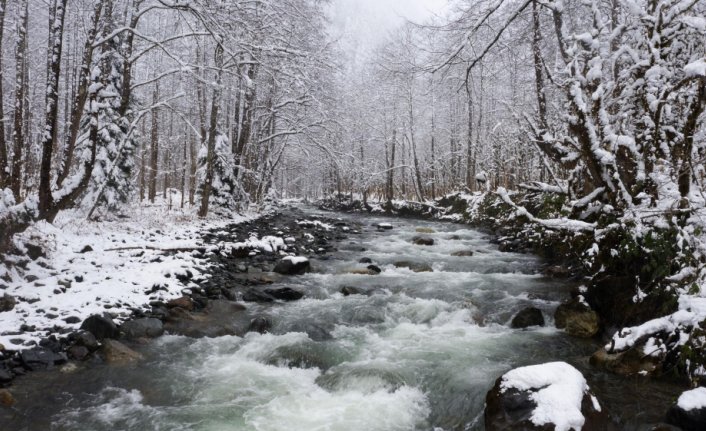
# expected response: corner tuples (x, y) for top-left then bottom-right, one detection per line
(38, 0), (68, 218)
(9, 0), (28, 198)
(148, 84), (159, 203)
(0, 0), (8, 188)
(198, 42), (224, 218)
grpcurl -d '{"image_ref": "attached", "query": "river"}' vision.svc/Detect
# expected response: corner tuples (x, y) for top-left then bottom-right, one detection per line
(1, 208), (683, 430)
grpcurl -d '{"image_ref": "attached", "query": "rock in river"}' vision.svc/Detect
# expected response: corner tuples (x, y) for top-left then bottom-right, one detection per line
(20, 348), (67, 371)
(485, 362), (609, 431)
(511, 307), (545, 328)
(555, 297), (600, 337)
(273, 256), (311, 275)
(666, 387), (706, 431)
(394, 261), (433, 273)
(264, 287), (304, 301)
(411, 236), (434, 246)
(101, 339), (143, 365)
(121, 318), (164, 339)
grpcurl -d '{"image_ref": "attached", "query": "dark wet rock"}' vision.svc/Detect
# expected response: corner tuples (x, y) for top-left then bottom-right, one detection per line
(248, 316), (272, 334)
(73, 331), (99, 351)
(163, 300), (250, 338)
(0, 389), (15, 407)
(411, 236), (434, 246)
(242, 288), (275, 303)
(366, 264), (382, 274)
(101, 339), (143, 364)
(273, 257), (311, 275)
(0, 365), (13, 384)
(206, 300), (246, 314)
(545, 265), (571, 278)
(666, 391), (706, 431)
(80, 314), (120, 340)
(451, 250), (474, 257)
(121, 318), (164, 339)
(589, 347), (659, 376)
(555, 298), (600, 338)
(511, 307), (545, 328)
(79, 245), (93, 253)
(167, 296), (194, 311)
(358, 257), (373, 264)
(68, 345), (90, 361)
(484, 371), (610, 431)
(376, 223), (393, 230)
(394, 261), (433, 273)
(0, 294), (16, 312)
(448, 235), (461, 240)
(341, 286), (363, 296)
(19, 348), (67, 371)
(264, 287), (304, 301)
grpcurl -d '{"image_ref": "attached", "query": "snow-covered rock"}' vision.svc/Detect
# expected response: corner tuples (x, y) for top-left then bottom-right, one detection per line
(273, 255), (311, 275)
(484, 362), (608, 431)
(666, 387), (706, 431)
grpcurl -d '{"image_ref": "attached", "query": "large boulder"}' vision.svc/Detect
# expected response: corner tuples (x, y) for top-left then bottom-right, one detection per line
(101, 339), (143, 365)
(485, 362), (610, 431)
(248, 316), (272, 334)
(19, 348), (67, 371)
(415, 227), (435, 234)
(80, 314), (120, 340)
(555, 298), (600, 338)
(411, 236), (434, 246)
(451, 250), (474, 257)
(264, 287), (304, 301)
(511, 307), (545, 328)
(394, 261), (433, 273)
(121, 318), (164, 339)
(666, 387), (706, 431)
(273, 256), (311, 275)
(0, 294), (16, 312)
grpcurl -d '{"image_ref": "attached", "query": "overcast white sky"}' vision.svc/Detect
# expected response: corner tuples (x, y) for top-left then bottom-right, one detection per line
(329, 0), (449, 69)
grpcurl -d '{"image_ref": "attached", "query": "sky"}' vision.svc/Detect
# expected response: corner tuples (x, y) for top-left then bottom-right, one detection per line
(329, 0), (449, 69)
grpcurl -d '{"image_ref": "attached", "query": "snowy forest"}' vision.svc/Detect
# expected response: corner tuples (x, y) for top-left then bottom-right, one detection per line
(0, 0), (704, 227)
(1, 0), (706, 430)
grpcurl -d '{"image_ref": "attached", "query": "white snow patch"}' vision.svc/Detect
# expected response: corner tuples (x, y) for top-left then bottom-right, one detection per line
(500, 362), (591, 431)
(677, 387), (706, 411)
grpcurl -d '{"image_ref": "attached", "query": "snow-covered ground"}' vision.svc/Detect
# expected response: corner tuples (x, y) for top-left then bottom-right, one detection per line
(0, 201), (258, 349)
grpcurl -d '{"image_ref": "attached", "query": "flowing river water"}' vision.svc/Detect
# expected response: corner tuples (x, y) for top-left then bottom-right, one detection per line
(1, 209), (684, 430)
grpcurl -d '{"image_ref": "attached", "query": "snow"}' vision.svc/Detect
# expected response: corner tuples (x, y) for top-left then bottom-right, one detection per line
(500, 362), (592, 431)
(282, 256), (309, 264)
(685, 59), (706, 77)
(677, 387), (706, 411)
(0, 201), (257, 349)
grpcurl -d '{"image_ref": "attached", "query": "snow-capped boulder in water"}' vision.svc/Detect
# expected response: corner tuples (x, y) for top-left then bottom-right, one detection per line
(485, 362), (609, 431)
(273, 256), (311, 275)
(666, 387), (706, 431)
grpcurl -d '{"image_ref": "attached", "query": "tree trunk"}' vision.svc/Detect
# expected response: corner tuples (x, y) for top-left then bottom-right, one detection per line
(198, 42), (224, 218)
(56, 1), (103, 187)
(0, 0), (8, 188)
(148, 84), (159, 203)
(38, 0), (68, 218)
(9, 0), (28, 198)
